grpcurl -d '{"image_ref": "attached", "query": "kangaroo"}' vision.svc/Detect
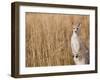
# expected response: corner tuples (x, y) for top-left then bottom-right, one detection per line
(71, 22), (89, 65)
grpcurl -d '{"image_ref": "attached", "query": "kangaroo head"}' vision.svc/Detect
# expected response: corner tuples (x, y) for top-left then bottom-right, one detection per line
(72, 22), (81, 34)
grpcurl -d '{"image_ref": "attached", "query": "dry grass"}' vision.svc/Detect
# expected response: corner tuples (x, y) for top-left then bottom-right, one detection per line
(25, 13), (89, 67)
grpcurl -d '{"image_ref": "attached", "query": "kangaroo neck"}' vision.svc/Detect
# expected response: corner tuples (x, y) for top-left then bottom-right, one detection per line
(73, 31), (79, 36)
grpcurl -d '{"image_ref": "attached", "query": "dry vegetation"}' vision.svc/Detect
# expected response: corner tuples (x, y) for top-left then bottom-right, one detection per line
(25, 13), (89, 67)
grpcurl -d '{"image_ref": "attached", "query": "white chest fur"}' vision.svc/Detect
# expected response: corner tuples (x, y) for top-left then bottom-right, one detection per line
(71, 32), (80, 54)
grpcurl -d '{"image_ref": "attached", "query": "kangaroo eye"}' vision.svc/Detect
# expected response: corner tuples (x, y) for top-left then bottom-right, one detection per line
(76, 55), (78, 58)
(72, 55), (74, 58)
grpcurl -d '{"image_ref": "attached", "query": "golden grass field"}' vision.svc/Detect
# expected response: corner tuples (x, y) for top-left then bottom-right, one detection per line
(25, 13), (89, 67)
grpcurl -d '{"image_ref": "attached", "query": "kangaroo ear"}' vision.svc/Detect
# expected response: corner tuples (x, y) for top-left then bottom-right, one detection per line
(72, 22), (74, 29)
(72, 22), (76, 28)
(72, 22), (74, 25)
(72, 22), (74, 27)
(77, 23), (81, 28)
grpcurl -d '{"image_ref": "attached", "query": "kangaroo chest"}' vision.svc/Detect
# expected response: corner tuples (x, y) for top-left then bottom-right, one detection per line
(71, 32), (80, 54)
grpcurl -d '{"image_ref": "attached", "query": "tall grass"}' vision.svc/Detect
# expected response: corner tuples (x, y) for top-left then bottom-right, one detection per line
(25, 13), (89, 67)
